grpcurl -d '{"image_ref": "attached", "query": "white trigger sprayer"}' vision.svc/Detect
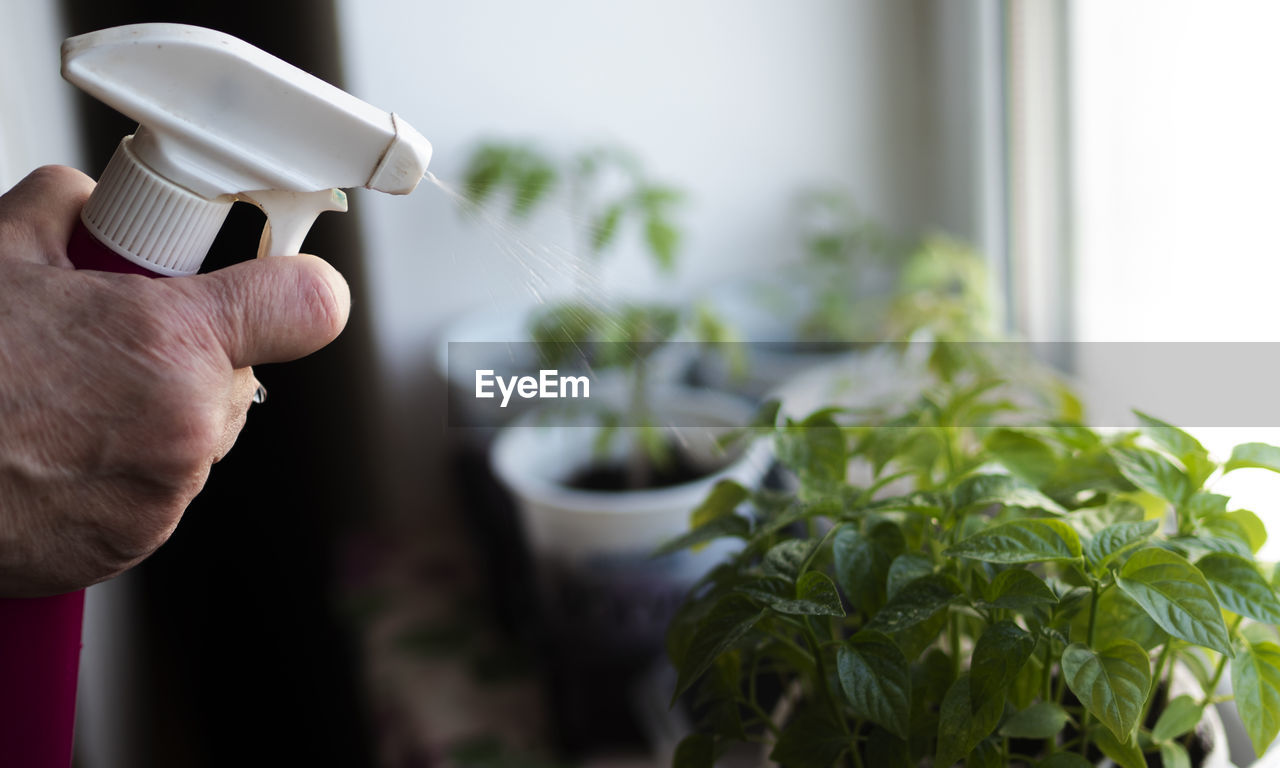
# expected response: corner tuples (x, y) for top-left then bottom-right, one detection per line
(0, 23), (432, 768)
(60, 22), (433, 274)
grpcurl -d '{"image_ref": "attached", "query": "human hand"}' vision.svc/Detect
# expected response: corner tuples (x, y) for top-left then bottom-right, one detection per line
(0, 166), (351, 597)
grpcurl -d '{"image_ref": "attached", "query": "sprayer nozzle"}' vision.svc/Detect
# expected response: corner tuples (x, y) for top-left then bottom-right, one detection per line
(367, 114), (433, 195)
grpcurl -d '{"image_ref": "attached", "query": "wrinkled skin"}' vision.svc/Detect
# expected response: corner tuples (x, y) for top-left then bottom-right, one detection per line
(0, 166), (350, 597)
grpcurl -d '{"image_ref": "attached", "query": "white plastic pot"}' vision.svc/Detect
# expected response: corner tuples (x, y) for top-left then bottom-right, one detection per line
(490, 387), (772, 657)
(492, 386), (771, 564)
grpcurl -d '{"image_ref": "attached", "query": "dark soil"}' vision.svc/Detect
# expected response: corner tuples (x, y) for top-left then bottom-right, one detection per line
(565, 447), (728, 491)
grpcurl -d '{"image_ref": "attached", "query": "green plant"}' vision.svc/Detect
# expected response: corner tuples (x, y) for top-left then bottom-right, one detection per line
(462, 141), (683, 271)
(763, 188), (995, 348)
(461, 140), (728, 488)
(785, 188), (899, 345)
(663, 344), (1280, 767)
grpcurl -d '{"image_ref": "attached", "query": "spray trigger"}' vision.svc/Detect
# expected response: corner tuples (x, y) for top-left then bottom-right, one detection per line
(241, 188), (349, 260)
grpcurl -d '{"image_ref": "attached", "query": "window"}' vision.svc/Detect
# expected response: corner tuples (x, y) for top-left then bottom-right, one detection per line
(1011, 1), (1280, 557)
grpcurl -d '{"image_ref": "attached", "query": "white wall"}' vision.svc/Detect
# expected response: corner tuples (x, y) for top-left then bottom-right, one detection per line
(335, 0), (993, 385)
(333, 1), (1000, 515)
(0, 1), (83, 188)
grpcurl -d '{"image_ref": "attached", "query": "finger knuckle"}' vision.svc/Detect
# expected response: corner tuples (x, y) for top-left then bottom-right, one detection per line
(28, 164), (84, 187)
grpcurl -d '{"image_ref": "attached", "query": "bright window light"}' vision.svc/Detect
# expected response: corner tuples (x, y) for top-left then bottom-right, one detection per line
(1068, 1), (1280, 558)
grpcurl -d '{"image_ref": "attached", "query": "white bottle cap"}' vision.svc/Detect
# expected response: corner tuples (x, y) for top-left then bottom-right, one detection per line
(80, 133), (232, 276)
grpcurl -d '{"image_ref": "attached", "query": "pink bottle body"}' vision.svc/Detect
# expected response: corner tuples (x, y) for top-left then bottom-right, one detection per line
(0, 220), (163, 766)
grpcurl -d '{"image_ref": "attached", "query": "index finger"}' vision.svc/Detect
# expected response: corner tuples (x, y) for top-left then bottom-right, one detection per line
(0, 165), (94, 267)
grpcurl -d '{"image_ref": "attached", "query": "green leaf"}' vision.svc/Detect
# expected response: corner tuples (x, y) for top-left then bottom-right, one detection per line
(1113, 446), (1192, 504)
(935, 674), (1002, 767)
(1225, 442), (1280, 474)
(1079, 586), (1169, 652)
(863, 725), (910, 768)
(1134, 411), (1215, 487)
(1115, 547), (1231, 655)
(672, 733), (715, 768)
(946, 519), (1082, 564)
(768, 709), (849, 768)
(590, 202), (624, 253)
(1009, 647), (1046, 710)
(837, 631), (911, 739)
(671, 595), (766, 702)
(702, 653), (746, 740)
(643, 214), (679, 271)
(834, 523), (904, 615)
(867, 573), (957, 634)
(983, 569), (1058, 616)
(763, 539), (814, 581)
(886, 554), (933, 599)
(1180, 520), (1253, 559)
(1226, 509), (1268, 553)
(1085, 518), (1160, 574)
(775, 412), (847, 501)
(985, 429), (1058, 485)
(511, 163), (556, 218)
(1093, 725), (1148, 768)
(1068, 501), (1147, 542)
(1135, 410), (1208, 462)
(1232, 639), (1280, 755)
(653, 514), (749, 557)
(1061, 640), (1151, 741)
(1196, 552), (1280, 624)
(1186, 491), (1230, 520)
(969, 620), (1035, 711)
(866, 574), (958, 658)
(1037, 754), (1094, 768)
(967, 738), (1003, 768)
(953, 473), (1065, 514)
(1151, 694), (1204, 743)
(1159, 741), (1190, 768)
(1000, 701), (1070, 739)
(690, 480), (749, 528)
(790, 571), (846, 617)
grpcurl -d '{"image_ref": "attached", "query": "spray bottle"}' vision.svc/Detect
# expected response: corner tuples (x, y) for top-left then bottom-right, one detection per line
(0, 23), (431, 766)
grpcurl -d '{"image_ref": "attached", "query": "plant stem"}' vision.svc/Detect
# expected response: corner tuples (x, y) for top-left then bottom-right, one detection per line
(1042, 638), (1054, 701)
(1198, 616), (1244, 709)
(764, 627), (813, 664)
(625, 357), (649, 489)
(1080, 582), (1101, 758)
(949, 610), (962, 681)
(803, 618), (849, 736)
(849, 739), (865, 768)
(1141, 641), (1174, 729)
(745, 700), (782, 736)
(1042, 640), (1057, 755)
(1171, 617), (1243, 752)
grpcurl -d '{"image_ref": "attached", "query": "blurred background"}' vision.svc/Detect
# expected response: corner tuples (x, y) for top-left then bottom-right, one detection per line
(2, 1), (1279, 766)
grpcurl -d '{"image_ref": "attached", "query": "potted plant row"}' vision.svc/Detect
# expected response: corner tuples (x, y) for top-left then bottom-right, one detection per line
(664, 341), (1280, 768)
(435, 139), (767, 752)
(693, 187), (993, 400)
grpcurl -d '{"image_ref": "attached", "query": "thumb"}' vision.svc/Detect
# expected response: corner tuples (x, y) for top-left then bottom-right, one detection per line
(178, 254), (352, 368)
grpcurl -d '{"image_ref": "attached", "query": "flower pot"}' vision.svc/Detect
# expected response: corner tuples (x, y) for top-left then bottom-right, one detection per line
(490, 386), (771, 752)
